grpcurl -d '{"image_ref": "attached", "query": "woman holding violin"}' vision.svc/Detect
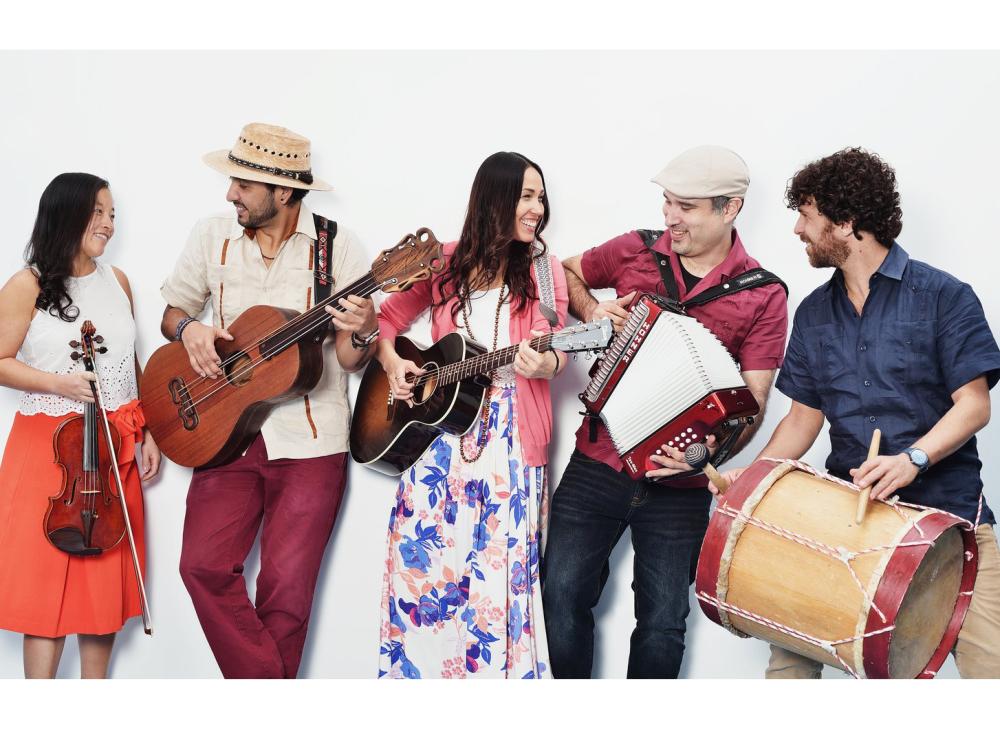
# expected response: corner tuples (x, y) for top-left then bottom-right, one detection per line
(0, 173), (159, 678)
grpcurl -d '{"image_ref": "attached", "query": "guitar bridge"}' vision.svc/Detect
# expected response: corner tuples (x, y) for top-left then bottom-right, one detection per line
(169, 377), (199, 431)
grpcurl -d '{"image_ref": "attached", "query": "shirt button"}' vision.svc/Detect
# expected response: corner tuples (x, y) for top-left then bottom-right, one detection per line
(864, 380), (872, 387)
(869, 416), (877, 423)
(859, 344), (868, 352)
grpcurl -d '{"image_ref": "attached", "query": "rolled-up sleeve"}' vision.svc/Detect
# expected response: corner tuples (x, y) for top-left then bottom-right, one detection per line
(775, 308), (821, 409)
(937, 281), (1000, 393)
(578, 232), (633, 290)
(161, 220), (211, 318)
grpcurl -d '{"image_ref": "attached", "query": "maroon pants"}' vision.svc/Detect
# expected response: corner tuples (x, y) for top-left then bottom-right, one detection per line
(179, 435), (348, 678)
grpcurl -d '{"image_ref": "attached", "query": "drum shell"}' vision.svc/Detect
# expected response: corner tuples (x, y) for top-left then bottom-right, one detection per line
(695, 460), (978, 678)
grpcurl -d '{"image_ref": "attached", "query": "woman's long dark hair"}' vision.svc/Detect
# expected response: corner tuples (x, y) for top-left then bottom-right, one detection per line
(434, 152), (550, 319)
(24, 172), (110, 321)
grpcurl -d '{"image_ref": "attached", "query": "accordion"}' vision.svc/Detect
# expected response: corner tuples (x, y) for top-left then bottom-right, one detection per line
(580, 294), (759, 481)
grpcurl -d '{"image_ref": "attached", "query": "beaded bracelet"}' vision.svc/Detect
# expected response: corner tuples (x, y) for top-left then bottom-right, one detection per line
(174, 316), (196, 342)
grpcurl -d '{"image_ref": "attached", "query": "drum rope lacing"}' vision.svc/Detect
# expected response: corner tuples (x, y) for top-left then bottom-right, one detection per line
(696, 458), (981, 678)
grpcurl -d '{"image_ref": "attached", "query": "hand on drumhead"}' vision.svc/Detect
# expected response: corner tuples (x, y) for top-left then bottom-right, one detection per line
(850, 453), (919, 501)
(646, 434), (718, 480)
(708, 467), (746, 496)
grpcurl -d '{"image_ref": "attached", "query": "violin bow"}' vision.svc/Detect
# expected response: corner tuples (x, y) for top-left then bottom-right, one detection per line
(84, 327), (154, 636)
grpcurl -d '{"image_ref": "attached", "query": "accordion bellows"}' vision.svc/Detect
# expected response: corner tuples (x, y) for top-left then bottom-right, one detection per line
(581, 295), (758, 480)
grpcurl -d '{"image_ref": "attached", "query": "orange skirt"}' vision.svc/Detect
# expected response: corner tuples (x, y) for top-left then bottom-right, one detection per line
(0, 401), (146, 637)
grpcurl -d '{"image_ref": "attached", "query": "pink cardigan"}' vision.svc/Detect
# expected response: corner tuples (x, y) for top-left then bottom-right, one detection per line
(377, 241), (569, 467)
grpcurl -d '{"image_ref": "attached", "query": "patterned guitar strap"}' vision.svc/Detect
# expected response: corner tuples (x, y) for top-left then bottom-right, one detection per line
(312, 213), (338, 306)
(531, 240), (557, 317)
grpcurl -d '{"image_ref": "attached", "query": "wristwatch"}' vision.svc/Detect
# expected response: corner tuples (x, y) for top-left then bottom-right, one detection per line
(904, 447), (930, 474)
(351, 329), (379, 350)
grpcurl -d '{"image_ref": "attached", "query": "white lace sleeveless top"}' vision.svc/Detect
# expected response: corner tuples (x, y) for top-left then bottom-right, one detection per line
(18, 262), (138, 416)
(459, 286), (515, 386)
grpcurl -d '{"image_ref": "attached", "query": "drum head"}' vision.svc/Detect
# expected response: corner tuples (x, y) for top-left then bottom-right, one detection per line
(886, 526), (965, 678)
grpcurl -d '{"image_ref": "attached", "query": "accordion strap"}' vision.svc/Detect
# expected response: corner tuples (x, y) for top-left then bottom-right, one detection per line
(636, 228), (787, 310)
(637, 229), (680, 302)
(312, 213), (339, 305)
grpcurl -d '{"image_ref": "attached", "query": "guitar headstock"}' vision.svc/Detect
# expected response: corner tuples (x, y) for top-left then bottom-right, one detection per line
(69, 320), (107, 371)
(372, 227), (445, 294)
(551, 319), (614, 353)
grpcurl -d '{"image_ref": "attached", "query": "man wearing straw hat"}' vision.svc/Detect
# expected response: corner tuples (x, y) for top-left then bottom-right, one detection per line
(714, 147), (1000, 678)
(160, 123), (379, 678)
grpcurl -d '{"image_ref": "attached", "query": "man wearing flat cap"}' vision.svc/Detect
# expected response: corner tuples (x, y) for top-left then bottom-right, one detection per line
(542, 145), (788, 678)
(160, 123), (379, 678)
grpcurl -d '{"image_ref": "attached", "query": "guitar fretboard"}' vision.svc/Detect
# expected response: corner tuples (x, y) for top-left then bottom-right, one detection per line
(259, 272), (379, 358)
(432, 334), (554, 386)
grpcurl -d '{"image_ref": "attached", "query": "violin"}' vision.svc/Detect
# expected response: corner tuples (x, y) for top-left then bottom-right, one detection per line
(44, 320), (153, 634)
(46, 321), (124, 555)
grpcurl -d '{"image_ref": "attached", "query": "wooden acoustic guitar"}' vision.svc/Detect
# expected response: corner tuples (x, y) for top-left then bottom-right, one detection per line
(142, 228), (444, 468)
(350, 319), (614, 475)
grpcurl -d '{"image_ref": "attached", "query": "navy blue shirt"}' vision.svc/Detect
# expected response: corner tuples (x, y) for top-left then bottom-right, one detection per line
(777, 243), (1000, 525)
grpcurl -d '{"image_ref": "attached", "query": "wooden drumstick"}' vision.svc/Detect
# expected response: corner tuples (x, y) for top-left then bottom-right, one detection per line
(684, 443), (729, 494)
(855, 428), (882, 524)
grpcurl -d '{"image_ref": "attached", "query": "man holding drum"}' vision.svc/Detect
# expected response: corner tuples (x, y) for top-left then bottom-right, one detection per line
(716, 147), (1000, 678)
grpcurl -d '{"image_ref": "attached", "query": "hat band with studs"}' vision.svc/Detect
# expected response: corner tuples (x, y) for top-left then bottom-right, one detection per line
(227, 152), (314, 185)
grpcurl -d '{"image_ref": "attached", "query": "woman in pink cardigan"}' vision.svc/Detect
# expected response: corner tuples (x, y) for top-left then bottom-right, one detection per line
(375, 152), (568, 679)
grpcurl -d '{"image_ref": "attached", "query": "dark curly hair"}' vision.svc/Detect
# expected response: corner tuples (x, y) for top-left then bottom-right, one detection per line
(24, 172), (110, 322)
(786, 147), (902, 248)
(433, 152), (548, 320)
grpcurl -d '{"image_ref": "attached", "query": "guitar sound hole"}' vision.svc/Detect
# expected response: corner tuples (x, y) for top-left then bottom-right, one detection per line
(225, 352), (254, 387)
(412, 361), (439, 406)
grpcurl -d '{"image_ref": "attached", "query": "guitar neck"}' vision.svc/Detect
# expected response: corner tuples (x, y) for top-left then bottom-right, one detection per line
(437, 334), (553, 386)
(259, 272), (378, 358)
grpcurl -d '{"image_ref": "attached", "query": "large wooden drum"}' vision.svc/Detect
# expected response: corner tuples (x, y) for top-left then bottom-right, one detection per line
(695, 459), (978, 678)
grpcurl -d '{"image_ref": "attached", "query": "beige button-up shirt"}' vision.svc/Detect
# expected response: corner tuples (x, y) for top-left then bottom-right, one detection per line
(161, 202), (370, 460)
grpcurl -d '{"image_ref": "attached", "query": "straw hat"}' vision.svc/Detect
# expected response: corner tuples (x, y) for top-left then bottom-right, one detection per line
(203, 122), (332, 191)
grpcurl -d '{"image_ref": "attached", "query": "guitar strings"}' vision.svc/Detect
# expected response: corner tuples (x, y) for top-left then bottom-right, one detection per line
(185, 304), (585, 413)
(176, 272), (375, 395)
(143, 271), (381, 411)
(405, 322), (597, 388)
(406, 333), (556, 388)
(180, 277), (385, 411)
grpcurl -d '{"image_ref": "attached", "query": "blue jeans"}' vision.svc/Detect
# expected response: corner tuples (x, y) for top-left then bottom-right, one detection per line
(542, 450), (711, 678)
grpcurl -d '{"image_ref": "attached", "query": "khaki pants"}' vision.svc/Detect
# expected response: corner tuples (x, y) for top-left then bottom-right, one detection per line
(766, 524), (1000, 679)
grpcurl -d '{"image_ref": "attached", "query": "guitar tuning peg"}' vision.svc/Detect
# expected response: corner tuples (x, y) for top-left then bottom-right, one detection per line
(94, 335), (105, 344)
(69, 340), (80, 348)
(70, 352), (82, 361)
(97, 347), (108, 354)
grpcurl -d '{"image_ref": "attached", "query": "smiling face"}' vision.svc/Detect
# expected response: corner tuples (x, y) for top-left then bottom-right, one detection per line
(661, 190), (733, 258)
(78, 187), (115, 263)
(794, 198), (851, 269)
(513, 167), (545, 243)
(226, 178), (280, 229)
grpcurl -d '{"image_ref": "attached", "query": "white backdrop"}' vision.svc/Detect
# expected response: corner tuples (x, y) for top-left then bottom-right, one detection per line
(1, 50), (998, 678)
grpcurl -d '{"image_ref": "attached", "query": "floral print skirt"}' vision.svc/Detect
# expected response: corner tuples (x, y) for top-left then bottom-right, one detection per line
(378, 384), (550, 678)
